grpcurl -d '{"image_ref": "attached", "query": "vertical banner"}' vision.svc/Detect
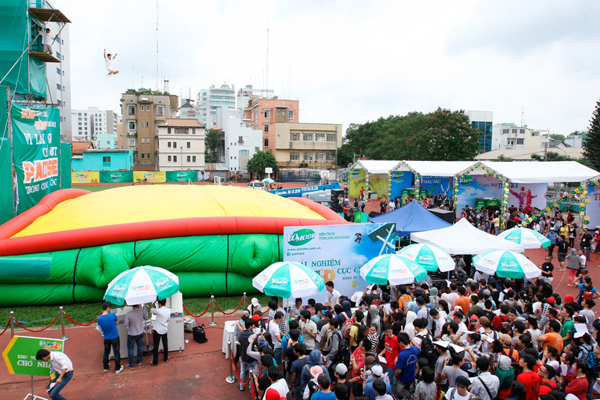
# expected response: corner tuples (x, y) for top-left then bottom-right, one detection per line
(507, 183), (547, 210)
(11, 103), (61, 214)
(283, 223), (396, 303)
(133, 171), (166, 183)
(166, 170), (199, 182)
(0, 138), (13, 225)
(587, 184), (600, 228)
(455, 175), (502, 216)
(390, 171), (413, 199)
(60, 143), (72, 189)
(348, 168), (366, 198)
(99, 171), (133, 183)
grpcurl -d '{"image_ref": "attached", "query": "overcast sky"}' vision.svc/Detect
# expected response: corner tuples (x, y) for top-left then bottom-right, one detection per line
(59, 0), (600, 136)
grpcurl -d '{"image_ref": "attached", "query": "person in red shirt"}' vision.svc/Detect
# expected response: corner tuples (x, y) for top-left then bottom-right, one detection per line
(492, 304), (510, 331)
(565, 360), (589, 400)
(537, 364), (558, 396)
(349, 338), (370, 396)
(379, 323), (401, 388)
(517, 353), (541, 400)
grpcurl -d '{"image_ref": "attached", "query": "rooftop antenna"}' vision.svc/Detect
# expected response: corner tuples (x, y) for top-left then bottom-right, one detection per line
(155, 0), (159, 91)
(266, 18), (269, 98)
(163, 77), (169, 94)
(521, 107), (525, 127)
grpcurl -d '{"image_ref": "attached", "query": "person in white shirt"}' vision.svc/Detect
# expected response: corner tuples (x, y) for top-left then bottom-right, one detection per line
(325, 281), (341, 307)
(36, 349), (74, 399)
(268, 311), (284, 364)
(469, 357), (499, 400)
(150, 298), (171, 366)
(38, 26), (56, 55)
(103, 49), (119, 77)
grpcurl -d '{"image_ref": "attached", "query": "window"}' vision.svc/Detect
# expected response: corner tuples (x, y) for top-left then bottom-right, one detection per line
(264, 124), (269, 133)
(240, 150), (248, 156)
(192, 128), (196, 134)
(520, 129), (525, 133)
(288, 110), (294, 119)
(168, 155), (172, 162)
(168, 142), (172, 148)
(326, 133), (336, 142)
(315, 133), (325, 142)
(512, 129), (517, 133)
(173, 155), (177, 162)
(128, 105), (135, 115)
(187, 142), (191, 148)
(277, 109), (282, 115)
(264, 109), (270, 118)
(56, 83), (61, 90)
(192, 156), (196, 162)
(303, 132), (313, 141)
(239, 136), (244, 143)
(290, 152), (300, 161)
(303, 152), (313, 161)
(141, 153), (146, 159)
(255, 147), (259, 152)
(102, 156), (111, 165)
(315, 152), (325, 161)
(290, 133), (300, 141)
(502, 129), (509, 134)
(173, 141), (177, 148)
(129, 139), (136, 146)
(326, 152), (334, 161)
(167, 127), (171, 134)
(516, 138), (524, 145)
(128, 121), (136, 131)
(157, 106), (164, 116)
(187, 156), (191, 162)
(56, 67), (60, 75)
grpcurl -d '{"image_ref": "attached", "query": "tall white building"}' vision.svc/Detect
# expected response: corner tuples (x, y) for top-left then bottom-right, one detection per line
(71, 107), (120, 142)
(216, 107), (262, 176)
(236, 84), (274, 109)
(157, 118), (206, 171)
(196, 84), (235, 128)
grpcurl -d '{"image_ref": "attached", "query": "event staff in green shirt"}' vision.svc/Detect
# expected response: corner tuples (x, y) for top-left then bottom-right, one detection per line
(561, 306), (575, 346)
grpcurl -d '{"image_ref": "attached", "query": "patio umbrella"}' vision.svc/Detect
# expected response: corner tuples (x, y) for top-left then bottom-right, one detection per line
(104, 266), (180, 306)
(473, 250), (541, 279)
(498, 227), (551, 249)
(360, 254), (428, 285)
(262, 178), (275, 183)
(252, 261), (325, 298)
(397, 243), (455, 272)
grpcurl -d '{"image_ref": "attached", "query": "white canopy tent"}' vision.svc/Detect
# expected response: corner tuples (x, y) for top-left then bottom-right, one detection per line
(410, 218), (525, 254)
(469, 161), (599, 183)
(397, 161), (478, 177)
(352, 160), (402, 174)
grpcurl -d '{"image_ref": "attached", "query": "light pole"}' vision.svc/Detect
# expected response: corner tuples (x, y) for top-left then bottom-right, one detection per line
(180, 146), (183, 170)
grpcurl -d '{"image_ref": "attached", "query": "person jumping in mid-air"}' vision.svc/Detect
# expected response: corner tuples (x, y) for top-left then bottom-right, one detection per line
(104, 49), (119, 77)
(355, 233), (363, 245)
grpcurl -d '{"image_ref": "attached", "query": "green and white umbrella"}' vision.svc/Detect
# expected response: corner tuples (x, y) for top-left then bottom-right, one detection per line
(473, 250), (541, 279)
(498, 227), (551, 249)
(252, 261), (325, 298)
(360, 254), (428, 285)
(397, 243), (455, 272)
(262, 178), (275, 183)
(104, 266), (180, 306)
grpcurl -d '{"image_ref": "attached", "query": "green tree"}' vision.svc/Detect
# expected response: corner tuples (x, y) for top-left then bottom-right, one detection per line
(205, 129), (220, 163)
(247, 151), (279, 179)
(583, 97), (600, 171)
(408, 108), (481, 160)
(336, 143), (354, 167)
(496, 155), (514, 161)
(548, 134), (565, 142)
(531, 151), (571, 161)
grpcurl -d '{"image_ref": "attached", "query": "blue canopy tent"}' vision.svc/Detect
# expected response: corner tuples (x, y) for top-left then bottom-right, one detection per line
(369, 201), (452, 237)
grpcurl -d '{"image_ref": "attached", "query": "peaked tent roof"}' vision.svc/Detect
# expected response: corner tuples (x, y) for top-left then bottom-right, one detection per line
(400, 161), (478, 177)
(478, 161), (599, 183)
(369, 201), (452, 236)
(410, 218), (525, 254)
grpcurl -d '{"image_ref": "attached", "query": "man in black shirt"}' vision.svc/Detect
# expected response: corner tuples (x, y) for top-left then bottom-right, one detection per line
(541, 256), (555, 284)
(580, 228), (593, 258)
(555, 234), (570, 271)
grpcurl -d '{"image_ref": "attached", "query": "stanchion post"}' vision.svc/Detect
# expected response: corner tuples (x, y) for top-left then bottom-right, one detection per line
(208, 295), (217, 326)
(225, 340), (237, 383)
(59, 307), (69, 341)
(9, 311), (14, 338)
(242, 292), (248, 307)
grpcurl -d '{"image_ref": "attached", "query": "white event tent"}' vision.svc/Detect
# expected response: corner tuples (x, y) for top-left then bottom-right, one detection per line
(410, 218), (525, 254)
(463, 161), (599, 183)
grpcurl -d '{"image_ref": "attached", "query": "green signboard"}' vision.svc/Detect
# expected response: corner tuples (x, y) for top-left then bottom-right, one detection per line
(11, 103), (61, 214)
(100, 170), (134, 183)
(2, 336), (64, 376)
(166, 170), (198, 182)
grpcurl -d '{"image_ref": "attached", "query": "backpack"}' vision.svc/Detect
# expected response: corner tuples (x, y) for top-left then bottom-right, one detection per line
(400, 294), (411, 311)
(341, 314), (354, 340)
(332, 331), (350, 365)
(583, 290), (594, 300)
(355, 322), (369, 344)
(193, 324), (208, 344)
(418, 333), (435, 366)
(448, 388), (475, 400)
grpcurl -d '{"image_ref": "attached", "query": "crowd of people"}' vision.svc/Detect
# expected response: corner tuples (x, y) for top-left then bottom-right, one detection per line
(234, 269), (600, 400)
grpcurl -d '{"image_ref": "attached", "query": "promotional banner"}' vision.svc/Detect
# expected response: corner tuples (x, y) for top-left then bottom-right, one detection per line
(72, 171), (99, 184)
(348, 168), (366, 198)
(421, 176), (453, 197)
(456, 175), (502, 216)
(390, 171), (413, 199)
(587, 184), (600, 228)
(2, 336), (64, 376)
(283, 223), (396, 303)
(369, 174), (389, 199)
(133, 171), (166, 183)
(100, 171), (133, 183)
(507, 183), (547, 210)
(11, 103), (61, 214)
(166, 170), (198, 182)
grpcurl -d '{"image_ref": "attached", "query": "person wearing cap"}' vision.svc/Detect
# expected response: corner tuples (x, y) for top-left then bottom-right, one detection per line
(517, 352), (541, 400)
(333, 363), (351, 400)
(248, 298), (263, 315)
(494, 355), (514, 399)
(453, 311), (467, 337)
(363, 364), (392, 400)
(445, 375), (473, 400)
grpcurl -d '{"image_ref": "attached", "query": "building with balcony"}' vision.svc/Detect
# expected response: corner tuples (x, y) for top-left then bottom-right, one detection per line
(466, 110), (493, 153)
(157, 118), (205, 172)
(244, 98), (299, 154)
(271, 123), (342, 169)
(120, 89), (179, 168)
(215, 107), (262, 177)
(196, 84), (235, 127)
(493, 122), (550, 150)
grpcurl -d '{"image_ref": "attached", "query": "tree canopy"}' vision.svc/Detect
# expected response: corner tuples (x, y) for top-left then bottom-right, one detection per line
(337, 108), (481, 163)
(583, 97), (600, 171)
(205, 129), (220, 163)
(247, 151), (279, 179)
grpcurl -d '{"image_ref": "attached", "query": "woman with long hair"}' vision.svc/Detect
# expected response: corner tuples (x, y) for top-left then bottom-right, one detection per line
(507, 381), (526, 400)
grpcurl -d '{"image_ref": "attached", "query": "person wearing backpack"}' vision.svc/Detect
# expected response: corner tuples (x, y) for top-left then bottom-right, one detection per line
(325, 319), (349, 371)
(537, 364), (557, 396)
(445, 375), (475, 400)
(349, 311), (368, 351)
(469, 357), (499, 400)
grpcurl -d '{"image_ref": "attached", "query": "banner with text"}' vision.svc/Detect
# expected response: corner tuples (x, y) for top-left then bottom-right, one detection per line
(133, 171), (166, 183)
(587, 184), (600, 228)
(99, 171), (133, 183)
(507, 183), (547, 210)
(421, 176), (454, 197)
(166, 170), (198, 182)
(456, 175), (502, 216)
(390, 171), (413, 199)
(283, 223), (396, 303)
(11, 103), (61, 214)
(72, 171), (99, 184)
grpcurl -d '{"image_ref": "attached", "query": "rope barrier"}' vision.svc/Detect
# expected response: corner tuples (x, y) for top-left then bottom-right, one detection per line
(231, 355), (250, 385)
(183, 303), (211, 318)
(250, 375), (257, 400)
(14, 314), (59, 332)
(63, 313), (98, 326)
(215, 298), (245, 315)
(0, 319), (10, 336)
